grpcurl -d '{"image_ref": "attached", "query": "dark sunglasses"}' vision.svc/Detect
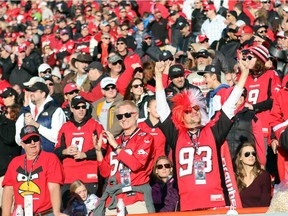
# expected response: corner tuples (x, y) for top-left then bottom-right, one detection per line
(116, 112), (136, 120)
(74, 105), (87, 110)
(132, 83), (144, 88)
(242, 55), (255, 61)
(144, 37), (152, 40)
(103, 37), (110, 40)
(103, 85), (116, 91)
(257, 30), (267, 34)
(244, 151), (256, 157)
(41, 69), (52, 74)
(23, 136), (40, 144)
(184, 105), (200, 114)
(112, 60), (122, 66)
(66, 90), (79, 95)
(262, 1), (271, 4)
(47, 83), (54, 86)
(157, 163), (171, 169)
(117, 42), (125, 45)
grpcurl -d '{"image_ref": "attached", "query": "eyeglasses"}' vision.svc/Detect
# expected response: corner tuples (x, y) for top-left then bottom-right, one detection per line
(74, 105), (87, 110)
(117, 42), (125, 45)
(121, 28), (129, 31)
(103, 37), (110, 40)
(257, 30), (267, 34)
(242, 55), (255, 61)
(41, 69), (52, 74)
(184, 105), (200, 114)
(47, 83), (54, 86)
(244, 151), (256, 157)
(112, 60), (122, 65)
(144, 37), (152, 40)
(156, 163), (171, 169)
(66, 90), (79, 95)
(132, 83), (144, 88)
(261, 1), (271, 4)
(23, 136), (40, 144)
(103, 85), (116, 91)
(116, 112), (136, 120)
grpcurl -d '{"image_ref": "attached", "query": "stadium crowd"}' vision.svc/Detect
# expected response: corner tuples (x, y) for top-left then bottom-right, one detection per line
(1, 0), (288, 215)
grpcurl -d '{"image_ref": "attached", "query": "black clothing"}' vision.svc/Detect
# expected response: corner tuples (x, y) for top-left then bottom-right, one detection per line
(0, 56), (16, 81)
(165, 79), (201, 99)
(147, 18), (169, 45)
(237, 12), (251, 26)
(191, 8), (207, 33)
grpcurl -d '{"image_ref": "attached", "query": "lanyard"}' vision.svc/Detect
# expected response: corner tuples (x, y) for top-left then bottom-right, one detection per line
(24, 153), (40, 190)
(188, 130), (200, 153)
(121, 128), (140, 149)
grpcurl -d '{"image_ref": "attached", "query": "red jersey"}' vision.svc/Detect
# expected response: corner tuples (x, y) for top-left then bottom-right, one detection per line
(245, 70), (281, 137)
(98, 128), (154, 206)
(55, 118), (104, 184)
(138, 121), (166, 162)
(2, 151), (64, 213)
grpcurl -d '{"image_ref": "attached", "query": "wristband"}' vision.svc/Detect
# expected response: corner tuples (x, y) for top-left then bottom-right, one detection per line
(114, 145), (122, 151)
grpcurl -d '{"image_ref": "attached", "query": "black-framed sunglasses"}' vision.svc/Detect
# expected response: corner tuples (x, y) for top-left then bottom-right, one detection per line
(41, 69), (52, 74)
(66, 90), (79, 95)
(23, 136), (40, 144)
(116, 112), (136, 120)
(103, 85), (116, 91)
(112, 60), (122, 66)
(244, 151), (256, 157)
(74, 105), (87, 110)
(46, 83), (54, 86)
(157, 163), (171, 169)
(132, 83), (144, 88)
(257, 30), (267, 34)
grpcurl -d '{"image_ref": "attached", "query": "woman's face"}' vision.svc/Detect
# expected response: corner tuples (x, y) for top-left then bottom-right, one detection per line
(246, 54), (257, 69)
(3, 95), (15, 106)
(130, 80), (144, 97)
(156, 159), (172, 180)
(240, 146), (256, 166)
(75, 184), (88, 201)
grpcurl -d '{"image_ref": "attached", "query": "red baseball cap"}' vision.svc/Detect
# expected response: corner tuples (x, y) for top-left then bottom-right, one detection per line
(235, 25), (254, 36)
(196, 34), (209, 43)
(204, 4), (216, 11)
(64, 83), (78, 94)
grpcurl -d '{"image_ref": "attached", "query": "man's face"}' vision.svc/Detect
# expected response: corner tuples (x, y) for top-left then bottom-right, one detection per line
(75, 61), (89, 74)
(261, 1), (271, 10)
(180, 26), (189, 36)
(116, 41), (127, 52)
(203, 73), (214, 89)
(65, 90), (79, 102)
(238, 33), (252, 44)
(117, 104), (138, 131)
(30, 90), (45, 104)
(72, 102), (87, 122)
(81, 27), (89, 37)
(182, 105), (201, 129)
(109, 60), (123, 73)
(155, 12), (162, 19)
(121, 26), (129, 36)
(60, 33), (69, 42)
(196, 56), (210, 71)
(194, 0), (202, 9)
(171, 74), (185, 89)
(256, 27), (267, 38)
(21, 135), (41, 156)
(45, 80), (54, 95)
(102, 84), (117, 100)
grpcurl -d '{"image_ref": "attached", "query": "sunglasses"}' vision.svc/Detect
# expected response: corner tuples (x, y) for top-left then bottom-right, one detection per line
(41, 69), (52, 74)
(74, 105), (86, 110)
(121, 28), (129, 31)
(244, 151), (256, 157)
(103, 37), (110, 40)
(257, 30), (267, 34)
(116, 112), (136, 120)
(103, 85), (116, 91)
(86, 10), (92, 12)
(117, 42), (125, 45)
(262, 1), (271, 4)
(157, 163), (171, 169)
(47, 83), (54, 86)
(184, 105), (200, 114)
(23, 136), (40, 144)
(66, 90), (79, 95)
(144, 37), (152, 40)
(112, 60), (122, 66)
(132, 83), (144, 88)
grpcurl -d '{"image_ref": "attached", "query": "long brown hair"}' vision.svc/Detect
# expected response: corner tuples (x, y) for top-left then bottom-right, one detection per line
(153, 155), (173, 180)
(234, 142), (263, 192)
(250, 57), (267, 76)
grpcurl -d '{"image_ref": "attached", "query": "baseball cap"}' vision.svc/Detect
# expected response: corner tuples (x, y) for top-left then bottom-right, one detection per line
(86, 61), (104, 71)
(20, 125), (40, 142)
(116, 37), (127, 45)
(235, 25), (254, 36)
(18, 45), (26, 53)
(253, 24), (268, 33)
(227, 10), (238, 19)
(64, 83), (78, 94)
(193, 49), (211, 58)
(204, 4), (216, 11)
(169, 10), (178, 16)
(60, 29), (69, 36)
(0, 87), (18, 98)
(43, 74), (54, 83)
(38, 63), (52, 74)
(100, 20), (109, 27)
(108, 54), (123, 64)
(26, 82), (49, 95)
(177, 20), (189, 30)
(197, 65), (220, 76)
(159, 50), (173, 61)
(23, 76), (45, 87)
(196, 34), (209, 43)
(100, 77), (116, 89)
(71, 95), (87, 108)
(169, 64), (184, 78)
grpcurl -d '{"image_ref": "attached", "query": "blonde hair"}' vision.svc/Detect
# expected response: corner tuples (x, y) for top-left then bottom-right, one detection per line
(70, 180), (85, 193)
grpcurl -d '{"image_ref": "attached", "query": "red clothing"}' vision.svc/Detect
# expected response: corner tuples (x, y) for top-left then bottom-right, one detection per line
(2, 151), (64, 213)
(55, 118), (104, 184)
(98, 128), (154, 206)
(245, 70), (281, 137)
(75, 35), (93, 54)
(270, 87), (288, 181)
(138, 121), (166, 162)
(55, 39), (75, 55)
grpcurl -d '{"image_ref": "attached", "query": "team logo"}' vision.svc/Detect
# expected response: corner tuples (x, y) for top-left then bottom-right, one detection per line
(137, 149), (148, 155)
(138, 132), (146, 136)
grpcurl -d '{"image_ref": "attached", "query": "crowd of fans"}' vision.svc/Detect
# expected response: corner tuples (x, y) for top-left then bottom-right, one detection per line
(1, 0), (288, 215)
